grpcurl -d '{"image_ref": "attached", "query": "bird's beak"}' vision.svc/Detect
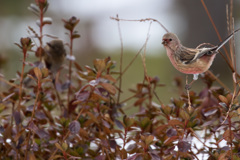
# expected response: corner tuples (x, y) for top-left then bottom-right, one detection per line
(47, 42), (52, 48)
(162, 39), (168, 45)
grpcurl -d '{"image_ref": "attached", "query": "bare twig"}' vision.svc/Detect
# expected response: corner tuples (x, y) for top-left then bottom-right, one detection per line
(0, 77), (19, 88)
(185, 75), (192, 111)
(200, 0), (236, 73)
(206, 71), (231, 92)
(67, 27), (74, 112)
(116, 14), (124, 104)
(110, 16), (169, 33)
(140, 21), (153, 106)
(114, 41), (147, 83)
(221, 87), (236, 125)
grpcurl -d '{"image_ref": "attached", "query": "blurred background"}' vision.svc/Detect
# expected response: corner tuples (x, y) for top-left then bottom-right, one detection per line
(0, 0), (240, 104)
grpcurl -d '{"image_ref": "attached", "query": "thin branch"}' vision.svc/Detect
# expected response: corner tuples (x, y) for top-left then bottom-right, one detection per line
(67, 33), (73, 113)
(116, 14), (124, 104)
(185, 75), (192, 111)
(140, 21), (152, 106)
(114, 38), (148, 84)
(221, 87), (236, 124)
(206, 71), (231, 93)
(200, 0), (232, 66)
(110, 16), (169, 33)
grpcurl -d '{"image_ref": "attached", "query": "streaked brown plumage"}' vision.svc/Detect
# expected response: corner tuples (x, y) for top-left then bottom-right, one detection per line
(162, 28), (240, 80)
(44, 39), (66, 74)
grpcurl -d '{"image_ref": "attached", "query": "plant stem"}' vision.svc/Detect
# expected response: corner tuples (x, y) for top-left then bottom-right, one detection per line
(228, 116), (233, 159)
(39, 7), (44, 61)
(17, 49), (27, 112)
(67, 30), (73, 112)
(116, 15), (123, 104)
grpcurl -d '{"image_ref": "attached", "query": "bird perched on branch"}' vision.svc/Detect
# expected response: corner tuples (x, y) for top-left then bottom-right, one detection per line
(162, 28), (240, 89)
(44, 39), (66, 110)
(44, 39), (66, 75)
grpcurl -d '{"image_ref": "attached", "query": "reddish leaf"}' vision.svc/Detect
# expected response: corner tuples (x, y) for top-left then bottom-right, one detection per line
(55, 143), (64, 152)
(177, 141), (191, 152)
(145, 135), (154, 146)
(36, 128), (49, 139)
(123, 116), (134, 128)
(72, 33), (80, 39)
(164, 136), (179, 145)
(115, 119), (124, 129)
(0, 126), (4, 133)
(33, 67), (42, 80)
(68, 99), (78, 114)
(2, 92), (15, 102)
(102, 119), (110, 128)
(95, 155), (106, 160)
(41, 68), (49, 78)
(90, 90), (109, 102)
(86, 112), (98, 123)
(0, 104), (6, 113)
(101, 139), (109, 148)
(75, 91), (90, 102)
(134, 97), (147, 106)
(94, 59), (106, 73)
(14, 111), (22, 125)
(202, 108), (218, 117)
(61, 81), (70, 90)
(149, 152), (161, 160)
(69, 120), (81, 134)
(127, 153), (142, 160)
(28, 121), (38, 133)
(163, 146), (175, 154)
(166, 128), (177, 137)
(139, 117), (151, 130)
(109, 139), (117, 149)
(35, 111), (47, 120)
(102, 74), (117, 83)
(223, 130), (234, 142)
(74, 62), (83, 71)
(219, 95), (228, 104)
(62, 142), (68, 151)
(126, 143), (137, 153)
(99, 82), (116, 95)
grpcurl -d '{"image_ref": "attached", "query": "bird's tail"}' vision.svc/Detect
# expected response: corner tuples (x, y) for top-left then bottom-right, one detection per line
(216, 28), (240, 51)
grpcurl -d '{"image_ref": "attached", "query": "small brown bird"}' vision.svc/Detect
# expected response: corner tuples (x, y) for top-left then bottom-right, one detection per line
(44, 39), (66, 110)
(162, 29), (240, 84)
(44, 39), (66, 74)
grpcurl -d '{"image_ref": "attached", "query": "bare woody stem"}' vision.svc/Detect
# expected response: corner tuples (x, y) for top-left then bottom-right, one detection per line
(67, 30), (74, 110)
(25, 77), (41, 159)
(39, 7), (44, 61)
(116, 15), (123, 104)
(110, 16), (169, 33)
(17, 48), (27, 112)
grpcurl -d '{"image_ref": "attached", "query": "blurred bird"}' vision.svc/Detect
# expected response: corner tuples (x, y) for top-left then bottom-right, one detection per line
(23, 40), (66, 87)
(44, 39), (66, 110)
(44, 39), (66, 75)
(162, 28), (240, 88)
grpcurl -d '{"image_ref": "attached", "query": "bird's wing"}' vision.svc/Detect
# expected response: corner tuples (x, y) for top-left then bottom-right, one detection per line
(185, 28), (240, 64)
(184, 47), (217, 64)
(177, 47), (198, 63)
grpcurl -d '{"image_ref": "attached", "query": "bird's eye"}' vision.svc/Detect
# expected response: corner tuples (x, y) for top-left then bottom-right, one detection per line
(169, 38), (172, 41)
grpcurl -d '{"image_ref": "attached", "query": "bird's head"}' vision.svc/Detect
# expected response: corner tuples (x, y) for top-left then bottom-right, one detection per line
(47, 40), (66, 57)
(162, 33), (181, 49)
